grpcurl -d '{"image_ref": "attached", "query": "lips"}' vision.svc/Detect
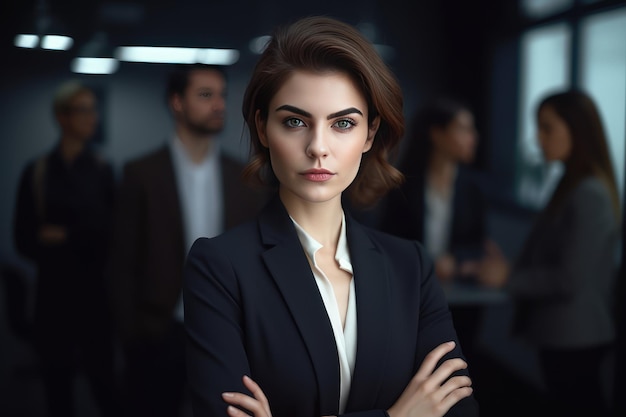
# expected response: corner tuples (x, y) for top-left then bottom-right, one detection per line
(302, 169), (334, 182)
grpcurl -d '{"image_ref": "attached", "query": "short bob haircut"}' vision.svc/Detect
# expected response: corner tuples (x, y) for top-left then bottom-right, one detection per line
(242, 15), (405, 208)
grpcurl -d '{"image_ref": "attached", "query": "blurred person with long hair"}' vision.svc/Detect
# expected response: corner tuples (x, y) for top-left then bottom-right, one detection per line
(476, 89), (621, 417)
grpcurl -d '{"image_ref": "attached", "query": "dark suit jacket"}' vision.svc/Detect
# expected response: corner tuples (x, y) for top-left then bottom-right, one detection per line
(109, 144), (266, 342)
(184, 195), (479, 417)
(378, 167), (486, 262)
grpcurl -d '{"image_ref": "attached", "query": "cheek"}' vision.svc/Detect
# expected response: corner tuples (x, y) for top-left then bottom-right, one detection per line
(343, 143), (368, 169)
(267, 138), (299, 170)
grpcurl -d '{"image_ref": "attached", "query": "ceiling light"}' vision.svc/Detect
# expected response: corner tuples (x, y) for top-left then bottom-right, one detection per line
(14, 0), (73, 50)
(71, 57), (119, 74)
(41, 35), (73, 51)
(14, 34), (39, 49)
(71, 32), (119, 75)
(115, 46), (239, 65)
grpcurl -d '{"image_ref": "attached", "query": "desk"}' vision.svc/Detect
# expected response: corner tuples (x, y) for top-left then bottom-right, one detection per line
(442, 280), (509, 306)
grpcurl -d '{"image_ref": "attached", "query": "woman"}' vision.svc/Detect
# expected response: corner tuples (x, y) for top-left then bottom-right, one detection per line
(477, 90), (621, 416)
(183, 16), (478, 417)
(378, 97), (485, 282)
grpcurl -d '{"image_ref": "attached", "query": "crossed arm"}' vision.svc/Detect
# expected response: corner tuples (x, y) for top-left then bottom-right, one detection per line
(221, 341), (472, 417)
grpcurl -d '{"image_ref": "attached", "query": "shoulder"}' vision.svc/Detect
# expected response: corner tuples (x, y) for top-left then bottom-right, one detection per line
(350, 220), (428, 265)
(122, 145), (170, 178)
(187, 220), (261, 270)
(557, 176), (618, 228)
(220, 152), (246, 170)
(568, 176), (613, 209)
(19, 152), (50, 180)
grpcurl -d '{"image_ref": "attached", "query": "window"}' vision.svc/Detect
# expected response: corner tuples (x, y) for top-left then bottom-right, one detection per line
(513, 2), (626, 208)
(579, 7), (626, 201)
(516, 24), (571, 208)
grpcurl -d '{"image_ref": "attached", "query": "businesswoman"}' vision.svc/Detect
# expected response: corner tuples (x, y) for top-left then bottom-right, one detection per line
(183, 16), (478, 417)
(477, 90), (621, 417)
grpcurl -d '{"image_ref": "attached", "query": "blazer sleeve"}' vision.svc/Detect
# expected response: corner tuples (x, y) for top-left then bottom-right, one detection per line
(184, 237), (252, 417)
(107, 163), (144, 341)
(412, 241), (480, 417)
(508, 179), (618, 299)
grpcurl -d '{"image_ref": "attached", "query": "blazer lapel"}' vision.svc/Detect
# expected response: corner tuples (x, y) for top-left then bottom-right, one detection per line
(258, 196), (341, 415)
(156, 146), (185, 258)
(344, 216), (391, 411)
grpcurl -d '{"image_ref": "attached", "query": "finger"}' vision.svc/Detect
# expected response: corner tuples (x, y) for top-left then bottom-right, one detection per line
(438, 375), (472, 398)
(242, 375), (269, 406)
(222, 393), (267, 417)
(428, 358), (467, 389)
(226, 404), (251, 417)
(414, 341), (456, 382)
(439, 386), (474, 414)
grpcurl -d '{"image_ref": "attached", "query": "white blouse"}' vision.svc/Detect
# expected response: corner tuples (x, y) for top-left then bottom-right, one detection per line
(291, 214), (357, 414)
(424, 181), (454, 259)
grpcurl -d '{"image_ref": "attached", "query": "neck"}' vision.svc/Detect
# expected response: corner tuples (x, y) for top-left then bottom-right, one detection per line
(280, 190), (344, 249)
(176, 126), (215, 164)
(59, 135), (86, 163)
(427, 151), (457, 191)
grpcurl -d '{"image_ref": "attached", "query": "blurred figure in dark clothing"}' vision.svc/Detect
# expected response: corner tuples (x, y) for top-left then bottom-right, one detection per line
(13, 80), (118, 417)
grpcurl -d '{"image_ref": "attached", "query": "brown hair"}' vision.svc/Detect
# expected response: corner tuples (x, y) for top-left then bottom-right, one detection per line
(538, 90), (620, 219)
(241, 15), (404, 208)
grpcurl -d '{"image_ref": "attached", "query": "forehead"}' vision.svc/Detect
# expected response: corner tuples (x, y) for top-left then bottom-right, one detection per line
(270, 70), (367, 114)
(70, 90), (95, 102)
(187, 69), (225, 89)
(452, 109), (473, 125)
(538, 105), (562, 122)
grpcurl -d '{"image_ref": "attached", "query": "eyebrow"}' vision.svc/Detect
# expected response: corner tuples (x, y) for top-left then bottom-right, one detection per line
(275, 105), (363, 120)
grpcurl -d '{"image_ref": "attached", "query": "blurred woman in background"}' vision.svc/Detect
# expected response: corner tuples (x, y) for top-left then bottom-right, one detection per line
(378, 96), (487, 282)
(477, 89), (621, 417)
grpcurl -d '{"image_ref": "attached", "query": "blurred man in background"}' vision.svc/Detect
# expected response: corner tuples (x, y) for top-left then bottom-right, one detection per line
(108, 64), (266, 417)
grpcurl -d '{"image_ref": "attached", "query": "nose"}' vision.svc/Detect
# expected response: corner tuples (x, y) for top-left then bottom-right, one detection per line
(306, 128), (329, 159)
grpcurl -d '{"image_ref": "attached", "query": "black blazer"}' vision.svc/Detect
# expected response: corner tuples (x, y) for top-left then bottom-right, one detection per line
(184, 196), (479, 417)
(378, 167), (486, 262)
(108, 144), (266, 342)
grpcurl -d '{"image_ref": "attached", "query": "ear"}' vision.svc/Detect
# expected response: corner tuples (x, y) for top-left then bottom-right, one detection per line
(363, 116), (380, 153)
(255, 110), (269, 148)
(171, 94), (183, 113)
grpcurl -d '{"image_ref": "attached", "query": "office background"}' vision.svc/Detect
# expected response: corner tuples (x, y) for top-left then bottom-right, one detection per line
(1, 0), (624, 415)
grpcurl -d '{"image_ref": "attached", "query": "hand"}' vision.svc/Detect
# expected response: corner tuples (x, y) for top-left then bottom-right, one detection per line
(38, 224), (67, 245)
(475, 240), (509, 288)
(222, 375), (272, 417)
(434, 254), (456, 282)
(387, 341), (473, 417)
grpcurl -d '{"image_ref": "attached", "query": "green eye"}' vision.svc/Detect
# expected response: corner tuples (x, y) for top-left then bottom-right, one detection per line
(285, 118), (305, 128)
(334, 119), (355, 130)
